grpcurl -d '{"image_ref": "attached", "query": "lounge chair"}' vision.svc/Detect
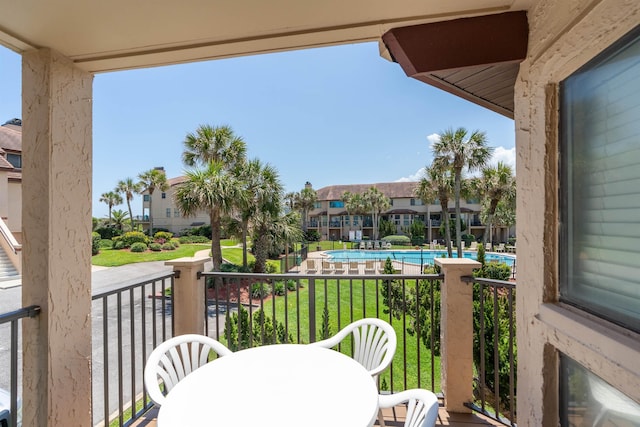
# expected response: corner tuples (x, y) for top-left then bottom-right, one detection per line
(348, 261), (359, 274)
(468, 241), (478, 251)
(359, 241), (365, 250)
(384, 241), (392, 249)
(333, 261), (345, 274)
(485, 243), (492, 251)
(364, 260), (377, 274)
(321, 261), (333, 274)
(365, 241), (373, 250)
(496, 243), (506, 252)
(306, 259), (318, 273)
(374, 241), (381, 250)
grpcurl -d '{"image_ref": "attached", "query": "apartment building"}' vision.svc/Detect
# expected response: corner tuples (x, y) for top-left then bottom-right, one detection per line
(308, 182), (508, 243)
(0, 119), (22, 237)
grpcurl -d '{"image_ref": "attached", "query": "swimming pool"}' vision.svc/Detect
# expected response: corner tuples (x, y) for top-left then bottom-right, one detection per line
(325, 249), (516, 266)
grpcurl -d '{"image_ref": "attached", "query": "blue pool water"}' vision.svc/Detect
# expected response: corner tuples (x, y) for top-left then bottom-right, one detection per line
(326, 249), (515, 266)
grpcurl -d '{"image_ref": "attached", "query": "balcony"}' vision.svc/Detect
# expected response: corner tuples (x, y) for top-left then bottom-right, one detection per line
(1, 259), (514, 427)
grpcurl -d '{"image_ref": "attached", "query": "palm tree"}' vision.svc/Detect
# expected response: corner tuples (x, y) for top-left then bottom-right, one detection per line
(116, 178), (141, 231)
(415, 165), (455, 257)
(138, 168), (169, 236)
(294, 187), (317, 233)
(363, 187), (390, 241)
(432, 127), (493, 257)
(174, 161), (240, 271)
(99, 191), (122, 226)
(474, 162), (516, 244)
(342, 191), (367, 236)
(252, 210), (302, 273)
(110, 209), (129, 231)
(182, 124), (247, 169)
(233, 158), (282, 269)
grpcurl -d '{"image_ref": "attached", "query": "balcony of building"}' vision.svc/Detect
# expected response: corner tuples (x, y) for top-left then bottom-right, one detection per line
(1, 258), (516, 427)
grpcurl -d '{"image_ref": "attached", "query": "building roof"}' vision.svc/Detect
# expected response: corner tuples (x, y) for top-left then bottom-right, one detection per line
(315, 182), (418, 201)
(0, 123), (21, 152)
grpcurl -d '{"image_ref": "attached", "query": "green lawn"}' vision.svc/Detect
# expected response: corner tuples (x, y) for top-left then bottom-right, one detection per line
(92, 243), (211, 267)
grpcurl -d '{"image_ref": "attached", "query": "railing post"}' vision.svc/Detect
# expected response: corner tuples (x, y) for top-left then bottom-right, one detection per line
(435, 258), (481, 413)
(165, 256), (210, 335)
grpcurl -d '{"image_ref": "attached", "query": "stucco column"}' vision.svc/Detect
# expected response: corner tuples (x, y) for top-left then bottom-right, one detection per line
(435, 258), (481, 413)
(165, 257), (210, 335)
(21, 48), (93, 427)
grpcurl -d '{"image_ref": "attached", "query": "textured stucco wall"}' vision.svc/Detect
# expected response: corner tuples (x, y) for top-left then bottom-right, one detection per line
(21, 48), (93, 427)
(515, 0), (640, 425)
(8, 180), (21, 231)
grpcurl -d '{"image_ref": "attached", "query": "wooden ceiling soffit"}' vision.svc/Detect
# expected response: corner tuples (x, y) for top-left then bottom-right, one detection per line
(382, 11), (528, 119)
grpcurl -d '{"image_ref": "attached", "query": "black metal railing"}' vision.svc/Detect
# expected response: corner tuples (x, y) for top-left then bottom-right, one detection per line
(91, 273), (174, 427)
(462, 276), (517, 426)
(0, 305), (40, 427)
(201, 272), (443, 394)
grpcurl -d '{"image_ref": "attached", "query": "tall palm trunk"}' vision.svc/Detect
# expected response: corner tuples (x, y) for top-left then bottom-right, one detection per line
(148, 190), (154, 236)
(126, 199), (134, 231)
(210, 209), (223, 271)
(483, 199), (500, 245)
(440, 197), (453, 257)
(241, 218), (249, 268)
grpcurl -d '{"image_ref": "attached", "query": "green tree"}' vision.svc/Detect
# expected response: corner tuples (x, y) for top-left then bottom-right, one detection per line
(251, 210), (302, 273)
(342, 191), (367, 235)
(432, 127), (493, 257)
(473, 162), (516, 244)
(174, 161), (240, 271)
(415, 164), (454, 256)
(116, 177), (141, 231)
(138, 168), (169, 236)
(294, 186), (317, 233)
(99, 191), (122, 226)
(233, 158), (282, 269)
(110, 209), (129, 231)
(363, 187), (390, 240)
(182, 124), (247, 169)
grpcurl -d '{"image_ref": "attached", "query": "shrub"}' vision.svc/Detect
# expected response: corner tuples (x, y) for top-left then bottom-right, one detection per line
(113, 240), (126, 250)
(304, 230), (320, 242)
(482, 261), (512, 281)
(286, 279), (297, 291)
(91, 232), (101, 256)
(381, 235), (411, 245)
(250, 282), (271, 299)
(149, 242), (162, 251)
(95, 227), (122, 240)
(171, 239), (180, 247)
(220, 263), (240, 272)
(98, 239), (113, 249)
(273, 281), (286, 296)
(182, 225), (211, 237)
(161, 242), (175, 251)
(178, 235), (210, 244)
(121, 231), (149, 247)
(130, 242), (147, 252)
(154, 231), (173, 243)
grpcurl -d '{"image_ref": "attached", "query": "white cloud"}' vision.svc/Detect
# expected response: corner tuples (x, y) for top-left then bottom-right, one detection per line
(426, 133), (440, 148)
(490, 146), (516, 171)
(396, 167), (425, 182)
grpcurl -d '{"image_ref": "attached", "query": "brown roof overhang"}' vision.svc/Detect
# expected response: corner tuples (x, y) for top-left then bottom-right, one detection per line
(382, 11), (528, 119)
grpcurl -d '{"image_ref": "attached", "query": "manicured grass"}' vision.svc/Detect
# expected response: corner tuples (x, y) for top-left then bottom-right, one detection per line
(92, 243), (210, 267)
(221, 238), (240, 246)
(221, 247), (280, 273)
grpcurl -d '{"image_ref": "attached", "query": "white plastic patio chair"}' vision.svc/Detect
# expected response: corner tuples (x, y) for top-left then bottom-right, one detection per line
(144, 334), (233, 406)
(378, 389), (440, 427)
(311, 318), (397, 426)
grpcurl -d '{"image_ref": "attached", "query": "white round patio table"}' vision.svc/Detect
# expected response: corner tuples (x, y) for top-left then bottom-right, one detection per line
(157, 343), (379, 427)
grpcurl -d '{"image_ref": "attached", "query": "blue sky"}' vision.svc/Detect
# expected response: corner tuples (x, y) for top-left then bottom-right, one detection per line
(0, 42), (515, 219)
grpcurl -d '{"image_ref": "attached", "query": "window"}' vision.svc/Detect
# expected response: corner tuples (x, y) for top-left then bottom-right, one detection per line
(162, 192), (166, 199)
(410, 198), (423, 206)
(166, 208), (171, 218)
(314, 202), (322, 209)
(143, 195), (150, 202)
(174, 209), (180, 218)
(329, 201), (344, 208)
(6, 153), (21, 168)
(560, 354), (640, 426)
(560, 26), (640, 332)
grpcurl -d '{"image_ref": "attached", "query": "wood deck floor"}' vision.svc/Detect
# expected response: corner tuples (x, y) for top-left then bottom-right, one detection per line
(130, 405), (505, 427)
